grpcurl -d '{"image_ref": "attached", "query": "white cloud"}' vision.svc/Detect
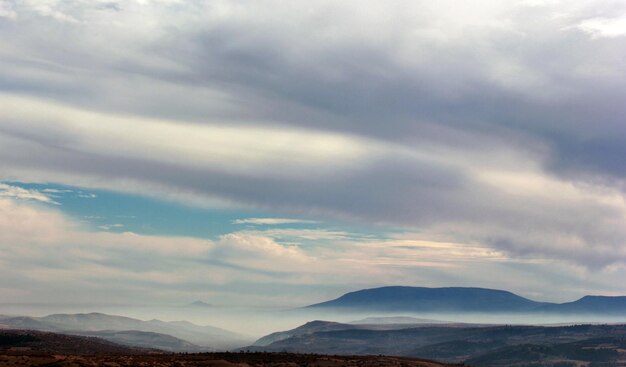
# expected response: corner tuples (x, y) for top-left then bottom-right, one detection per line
(0, 183), (59, 204)
(0, 94), (379, 179)
(577, 15), (626, 38)
(97, 223), (124, 230)
(233, 218), (319, 225)
(0, 1), (16, 19)
(1, 197), (626, 305)
(2, 0), (626, 302)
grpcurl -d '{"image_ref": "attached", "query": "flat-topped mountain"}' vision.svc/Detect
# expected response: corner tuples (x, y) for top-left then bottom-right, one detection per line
(306, 286), (545, 312)
(305, 286), (626, 314)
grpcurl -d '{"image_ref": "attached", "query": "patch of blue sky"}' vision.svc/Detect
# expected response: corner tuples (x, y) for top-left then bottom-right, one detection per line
(7, 181), (266, 239)
(5, 181), (395, 241)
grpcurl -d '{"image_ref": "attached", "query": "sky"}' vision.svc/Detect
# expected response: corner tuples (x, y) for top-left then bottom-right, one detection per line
(1, 0), (626, 310)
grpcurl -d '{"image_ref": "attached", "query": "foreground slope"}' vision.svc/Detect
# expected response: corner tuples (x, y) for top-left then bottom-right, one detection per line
(0, 330), (456, 367)
(0, 329), (147, 355)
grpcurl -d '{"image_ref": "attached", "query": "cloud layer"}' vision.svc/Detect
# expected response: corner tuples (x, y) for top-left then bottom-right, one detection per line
(1, 0), (626, 301)
(2, 195), (625, 307)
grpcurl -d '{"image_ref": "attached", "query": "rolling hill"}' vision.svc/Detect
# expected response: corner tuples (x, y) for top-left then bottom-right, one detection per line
(0, 312), (250, 351)
(248, 322), (626, 366)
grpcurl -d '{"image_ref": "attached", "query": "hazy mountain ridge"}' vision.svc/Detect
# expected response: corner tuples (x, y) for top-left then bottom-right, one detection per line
(249, 323), (626, 366)
(306, 286), (626, 314)
(75, 330), (204, 352)
(0, 312), (250, 351)
(536, 295), (626, 314)
(349, 316), (447, 325)
(253, 321), (357, 347)
(253, 319), (467, 347)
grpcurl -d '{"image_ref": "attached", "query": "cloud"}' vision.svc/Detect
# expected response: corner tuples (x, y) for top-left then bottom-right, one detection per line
(0, 183), (59, 204)
(0, 1), (16, 19)
(233, 218), (319, 225)
(577, 15), (626, 38)
(1, 0), (626, 274)
(98, 223), (124, 230)
(1, 196), (626, 306)
(42, 188), (74, 194)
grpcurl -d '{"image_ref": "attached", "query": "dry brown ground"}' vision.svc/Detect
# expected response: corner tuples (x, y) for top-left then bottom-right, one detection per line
(0, 352), (460, 367)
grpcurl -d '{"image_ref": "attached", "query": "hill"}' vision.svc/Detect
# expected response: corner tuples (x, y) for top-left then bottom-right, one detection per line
(253, 321), (356, 346)
(248, 322), (626, 366)
(465, 336), (626, 367)
(0, 312), (250, 351)
(0, 350), (456, 367)
(0, 329), (147, 355)
(306, 286), (545, 312)
(76, 330), (204, 352)
(537, 295), (626, 314)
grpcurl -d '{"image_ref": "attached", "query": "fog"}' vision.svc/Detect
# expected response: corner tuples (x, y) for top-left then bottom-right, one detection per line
(2, 302), (625, 340)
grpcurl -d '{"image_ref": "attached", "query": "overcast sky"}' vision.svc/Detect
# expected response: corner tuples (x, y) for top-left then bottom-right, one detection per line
(1, 0), (626, 308)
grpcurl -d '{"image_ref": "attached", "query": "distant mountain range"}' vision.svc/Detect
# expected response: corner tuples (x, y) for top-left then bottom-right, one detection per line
(305, 286), (626, 314)
(253, 319), (475, 347)
(247, 322), (626, 366)
(0, 312), (251, 351)
(348, 316), (447, 325)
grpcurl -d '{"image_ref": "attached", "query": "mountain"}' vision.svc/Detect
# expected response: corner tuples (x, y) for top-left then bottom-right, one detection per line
(248, 322), (626, 366)
(306, 286), (545, 313)
(251, 318), (485, 348)
(349, 316), (446, 325)
(306, 286), (626, 315)
(0, 312), (250, 350)
(537, 295), (626, 314)
(0, 316), (56, 331)
(77, 330), (203, 352)
(253, 321), (356, 347)
(186, 300), (214, 308)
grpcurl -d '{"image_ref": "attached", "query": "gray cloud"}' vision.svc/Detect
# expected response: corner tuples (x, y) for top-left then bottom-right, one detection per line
(1, 0), (626, 271)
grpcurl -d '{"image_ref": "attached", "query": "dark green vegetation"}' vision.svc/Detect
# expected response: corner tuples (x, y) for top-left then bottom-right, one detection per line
(306, 286), (626, 315)
(249, 322), (626, 366)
